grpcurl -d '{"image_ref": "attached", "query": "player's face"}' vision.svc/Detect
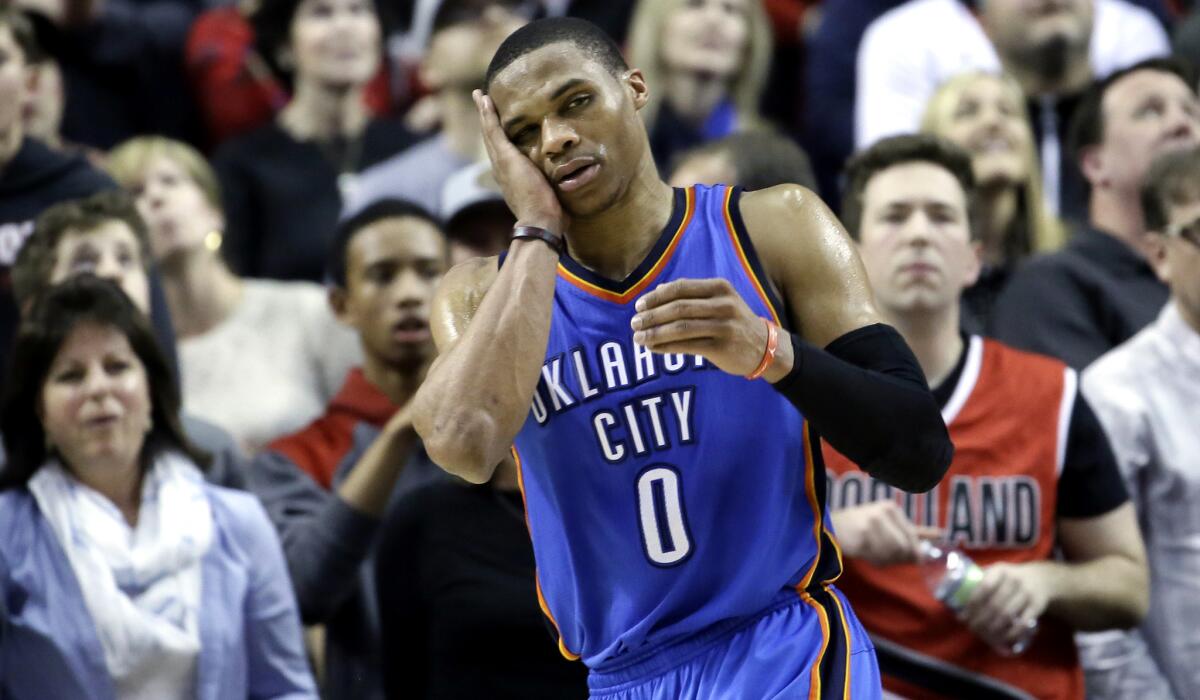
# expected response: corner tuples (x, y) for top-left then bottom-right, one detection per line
(488, 42), (650, 219)
(1157, 201), (1200, 331)
(980, 0), (1092, 60)
(1086, 71), (1200, 194)
(660, 0), (750, 81)
(336, 216), (447, 372)
(935, 76), (1033, 189)
(857, 162), (980, 318)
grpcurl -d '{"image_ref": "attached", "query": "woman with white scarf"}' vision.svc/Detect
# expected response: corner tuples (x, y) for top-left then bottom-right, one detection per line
(0, 275), (317, 699)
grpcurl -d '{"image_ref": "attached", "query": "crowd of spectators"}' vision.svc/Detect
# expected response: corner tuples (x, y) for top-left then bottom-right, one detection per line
(0, 0), (1197, 698)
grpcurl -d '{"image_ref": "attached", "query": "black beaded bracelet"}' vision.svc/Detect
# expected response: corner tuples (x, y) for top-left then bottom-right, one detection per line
(511, 225), (565, 255)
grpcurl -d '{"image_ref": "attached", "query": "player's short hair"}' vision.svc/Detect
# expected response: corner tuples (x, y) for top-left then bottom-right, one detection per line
(1141, 144), (1200, 233)
(671, 131), (817, 192)
(485, 17), (627, 90)
(1068, 57), (1197, 162)
(841, 134), (980, 241)
(14, 190), (152, 308)
(328, 198), (443, 287)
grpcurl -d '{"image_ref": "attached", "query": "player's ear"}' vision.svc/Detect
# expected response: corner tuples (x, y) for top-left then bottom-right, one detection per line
(624, 69), (649, 111)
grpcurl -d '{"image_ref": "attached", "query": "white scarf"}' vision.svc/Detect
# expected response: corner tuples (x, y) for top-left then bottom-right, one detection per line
(29, 451), (214, 699)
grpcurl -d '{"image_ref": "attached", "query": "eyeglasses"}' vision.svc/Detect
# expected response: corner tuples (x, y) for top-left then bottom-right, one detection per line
(1164, 217), (1200, 249)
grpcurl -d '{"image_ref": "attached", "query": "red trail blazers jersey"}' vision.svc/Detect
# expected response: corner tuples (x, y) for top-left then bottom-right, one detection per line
(824, 336), (1084, 700)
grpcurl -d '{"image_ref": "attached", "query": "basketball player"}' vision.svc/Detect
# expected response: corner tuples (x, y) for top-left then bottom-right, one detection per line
(411, 18), (953, 698)
(825, 134), (1150, 700)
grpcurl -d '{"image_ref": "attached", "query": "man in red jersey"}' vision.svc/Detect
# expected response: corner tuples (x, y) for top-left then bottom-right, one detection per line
(825, 134), (1149, 700)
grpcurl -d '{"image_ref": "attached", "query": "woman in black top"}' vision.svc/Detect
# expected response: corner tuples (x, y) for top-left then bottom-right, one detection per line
(374, 457), (588, 699)
(213, 0), (414, 282)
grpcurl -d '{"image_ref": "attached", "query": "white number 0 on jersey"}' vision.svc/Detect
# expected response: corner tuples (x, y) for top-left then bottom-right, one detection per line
(636, 466), (693, 566)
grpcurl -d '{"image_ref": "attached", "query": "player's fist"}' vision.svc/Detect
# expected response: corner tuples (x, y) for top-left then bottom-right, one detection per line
(473, 90), (566, 234)
(960, 562), (1049, 652)
(631, 278), (793, 382)
(830, 500), (939, 567)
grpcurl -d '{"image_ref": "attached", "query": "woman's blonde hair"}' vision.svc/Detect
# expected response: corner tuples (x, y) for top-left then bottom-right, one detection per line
(625, 0), (773, 131)
(921, 71), (1066, 257)
(106, 136), (223, 211)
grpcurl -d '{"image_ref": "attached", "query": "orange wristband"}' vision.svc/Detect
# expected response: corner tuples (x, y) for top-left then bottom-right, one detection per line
(745, 318), (779, 380)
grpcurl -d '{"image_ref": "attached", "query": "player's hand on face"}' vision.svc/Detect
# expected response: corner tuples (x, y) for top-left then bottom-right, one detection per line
(473, 90), (567, 234)
(830, 500), (936, 567)
(960, 562), (1049, 652)
(631, 278), (787, 380)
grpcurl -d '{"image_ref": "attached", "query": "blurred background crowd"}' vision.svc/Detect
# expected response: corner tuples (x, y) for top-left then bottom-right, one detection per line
(0, 0), (1197, 698)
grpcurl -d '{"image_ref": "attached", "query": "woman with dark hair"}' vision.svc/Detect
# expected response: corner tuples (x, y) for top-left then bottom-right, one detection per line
(212, 0), (414, 282)
(0, 275), (316, 699)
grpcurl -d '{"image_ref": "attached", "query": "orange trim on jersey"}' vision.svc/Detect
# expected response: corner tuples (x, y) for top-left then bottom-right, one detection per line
(510, 447), (582, 662)
(797, 422), (825, 590)
(721, 186), (782, 325)
(829, 589), (854, 699)
(802, 591), (832, 699)
(557, 188), (696, 304)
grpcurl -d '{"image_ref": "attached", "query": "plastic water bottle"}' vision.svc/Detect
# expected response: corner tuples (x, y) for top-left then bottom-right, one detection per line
(917, 540), (1037, 655)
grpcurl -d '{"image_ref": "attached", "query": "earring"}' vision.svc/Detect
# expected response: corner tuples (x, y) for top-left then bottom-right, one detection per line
(204, 230), (223, 252)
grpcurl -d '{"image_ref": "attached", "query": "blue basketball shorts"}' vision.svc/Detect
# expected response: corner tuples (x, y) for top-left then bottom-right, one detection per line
(587, 585), (881, 699)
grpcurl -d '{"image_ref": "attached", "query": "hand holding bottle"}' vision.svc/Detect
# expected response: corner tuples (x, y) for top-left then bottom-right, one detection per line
(919, 542), (1041, 655)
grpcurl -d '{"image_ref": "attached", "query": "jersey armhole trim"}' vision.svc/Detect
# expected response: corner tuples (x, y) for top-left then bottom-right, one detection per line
(723, 186), (788, 328)
(510, 446), (582, 662)
(1056, 368), (1078, 477)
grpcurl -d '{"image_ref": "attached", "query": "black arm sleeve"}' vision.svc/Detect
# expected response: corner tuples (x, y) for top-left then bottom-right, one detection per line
(1057, 393), (1129, 519)
(772, 324), (953, 493)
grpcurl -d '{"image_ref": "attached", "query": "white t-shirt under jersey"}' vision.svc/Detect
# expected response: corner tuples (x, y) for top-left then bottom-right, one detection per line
(179, 279), (361, 454)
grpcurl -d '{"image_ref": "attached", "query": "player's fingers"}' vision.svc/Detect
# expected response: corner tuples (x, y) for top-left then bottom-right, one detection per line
(635, 319), (726, 349)
(631, 298), (733, 331)
(638, 338), (717, 357)
(473, 91), (502, 165)
(636, 278), (733, 312)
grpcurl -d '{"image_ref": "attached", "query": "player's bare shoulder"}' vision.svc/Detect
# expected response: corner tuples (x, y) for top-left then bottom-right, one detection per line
(736, 183), (878, 346)
(430, 255), (500, 348)
(738, 184), (851, 275)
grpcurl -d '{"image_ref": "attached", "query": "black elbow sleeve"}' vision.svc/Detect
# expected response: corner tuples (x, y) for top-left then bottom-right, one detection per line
(772, 324), (954, 493)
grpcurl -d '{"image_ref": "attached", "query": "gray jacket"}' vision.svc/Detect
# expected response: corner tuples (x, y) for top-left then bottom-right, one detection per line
(250, 406), (444, 700)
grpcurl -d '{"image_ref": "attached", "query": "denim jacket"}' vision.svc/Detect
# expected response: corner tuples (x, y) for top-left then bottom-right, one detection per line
(0, 483), (317, 699)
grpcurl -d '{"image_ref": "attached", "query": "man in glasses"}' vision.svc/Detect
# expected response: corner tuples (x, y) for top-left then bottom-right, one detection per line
(1082, 145), (1200, 700)
(993, 58), (1200, 369)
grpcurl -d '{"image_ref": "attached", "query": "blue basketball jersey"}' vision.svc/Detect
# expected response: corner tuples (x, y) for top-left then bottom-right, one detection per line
(512, 184), (844, 670)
